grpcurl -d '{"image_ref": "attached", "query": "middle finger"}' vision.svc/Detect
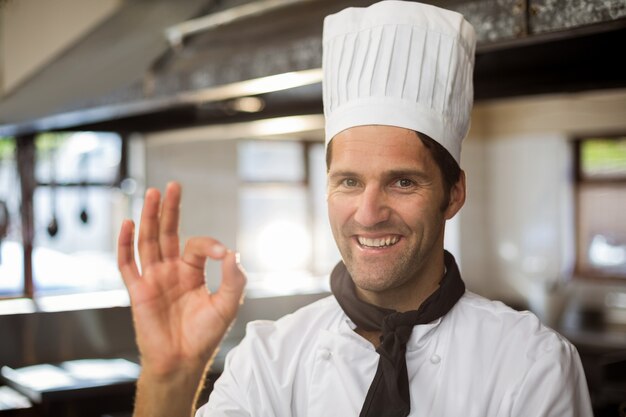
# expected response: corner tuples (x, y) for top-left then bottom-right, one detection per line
(159, 182), (182, 260)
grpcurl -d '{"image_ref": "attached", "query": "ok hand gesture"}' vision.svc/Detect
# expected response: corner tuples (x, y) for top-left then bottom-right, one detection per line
(117, 182), (246, 385)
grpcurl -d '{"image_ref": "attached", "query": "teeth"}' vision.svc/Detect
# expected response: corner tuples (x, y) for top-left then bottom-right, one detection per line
(358, 236), (399, 248)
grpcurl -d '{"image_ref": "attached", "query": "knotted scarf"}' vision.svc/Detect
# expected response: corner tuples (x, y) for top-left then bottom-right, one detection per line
(330, 250), (465, 417)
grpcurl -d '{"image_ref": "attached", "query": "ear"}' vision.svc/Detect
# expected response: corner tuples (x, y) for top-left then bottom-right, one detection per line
(444, 170), (466, 220)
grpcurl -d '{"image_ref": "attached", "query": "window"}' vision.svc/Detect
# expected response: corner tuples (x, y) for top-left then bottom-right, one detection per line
(1, 132), (131, 299)
(575, 136), (626, 279)
(237, 140), (339, 292)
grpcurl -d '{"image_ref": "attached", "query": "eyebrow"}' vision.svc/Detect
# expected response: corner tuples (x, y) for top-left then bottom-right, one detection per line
(328, 170), (359, 180)
(328, 169), (431, 181)
(384, 169), (431, 180)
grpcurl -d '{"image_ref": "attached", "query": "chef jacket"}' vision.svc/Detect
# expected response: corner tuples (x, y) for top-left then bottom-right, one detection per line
(197, 291), (593, 417)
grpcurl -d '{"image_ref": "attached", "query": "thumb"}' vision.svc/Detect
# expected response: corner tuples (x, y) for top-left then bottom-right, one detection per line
(214, 250), (246, 321)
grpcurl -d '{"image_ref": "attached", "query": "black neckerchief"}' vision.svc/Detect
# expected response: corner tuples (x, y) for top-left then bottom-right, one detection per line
(330, 250), (465, 417)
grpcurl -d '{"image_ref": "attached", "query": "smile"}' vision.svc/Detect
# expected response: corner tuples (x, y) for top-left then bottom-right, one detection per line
(357, 235), (400, 248)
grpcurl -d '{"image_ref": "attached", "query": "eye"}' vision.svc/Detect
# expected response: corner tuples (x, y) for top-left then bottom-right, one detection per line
(343, 178), (358, 187)
(395, 178), (414, 188)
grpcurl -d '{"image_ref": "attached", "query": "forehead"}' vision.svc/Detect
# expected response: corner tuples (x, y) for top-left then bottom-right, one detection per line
(328, 125), (434, 171)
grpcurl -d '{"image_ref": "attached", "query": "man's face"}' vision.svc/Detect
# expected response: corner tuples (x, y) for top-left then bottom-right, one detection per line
(327, 125), (463, 299)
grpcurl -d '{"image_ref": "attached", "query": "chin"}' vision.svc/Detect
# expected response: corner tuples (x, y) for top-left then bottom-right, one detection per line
(348, 265), (408, 293)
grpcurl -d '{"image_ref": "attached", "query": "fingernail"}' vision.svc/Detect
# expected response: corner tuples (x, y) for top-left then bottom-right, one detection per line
(235, 252), (241, 265)
(212, 244), (226, 256)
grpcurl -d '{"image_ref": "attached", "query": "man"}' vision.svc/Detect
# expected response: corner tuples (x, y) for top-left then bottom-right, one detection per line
(118, 2), (593, 416)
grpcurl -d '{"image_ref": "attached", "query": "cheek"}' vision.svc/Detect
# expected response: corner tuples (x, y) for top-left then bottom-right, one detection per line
(327, 194), (356, 230)
(327, 196), (346, 223)
(394, 199), (441, 230)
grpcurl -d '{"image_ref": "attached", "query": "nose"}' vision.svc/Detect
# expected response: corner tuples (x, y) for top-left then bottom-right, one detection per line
(353, 185), (390, 227)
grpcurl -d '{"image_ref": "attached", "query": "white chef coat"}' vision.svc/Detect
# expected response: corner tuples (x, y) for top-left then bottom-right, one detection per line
(197, 291), (593, 417)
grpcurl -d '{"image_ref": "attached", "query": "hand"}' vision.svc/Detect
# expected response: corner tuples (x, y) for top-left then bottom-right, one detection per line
(117, 182), (246, 377)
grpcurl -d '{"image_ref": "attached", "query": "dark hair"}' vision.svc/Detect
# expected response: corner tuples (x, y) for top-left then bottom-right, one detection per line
(414, 132), (461, 210)
(325, 130), (461, 210)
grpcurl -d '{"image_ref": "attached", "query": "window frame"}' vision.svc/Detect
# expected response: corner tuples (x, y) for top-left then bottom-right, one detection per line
(573, 133), (626, 281)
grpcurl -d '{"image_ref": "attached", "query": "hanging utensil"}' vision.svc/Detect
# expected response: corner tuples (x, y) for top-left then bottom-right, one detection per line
(78, 153), (89, 224)
(47, 145), (59, 238)
(79, 198), (89, 224)
(47, 196), (59, 237)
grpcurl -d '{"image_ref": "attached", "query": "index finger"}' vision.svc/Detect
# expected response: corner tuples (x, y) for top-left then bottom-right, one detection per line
(181, 237), (228, 270)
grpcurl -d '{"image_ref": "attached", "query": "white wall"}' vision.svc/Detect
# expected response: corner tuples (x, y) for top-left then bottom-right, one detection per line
(144, 135), (239, 292)
(486, 133), (573, 300)
(459, 89), (626, 316)
(456, 129), (490, 294)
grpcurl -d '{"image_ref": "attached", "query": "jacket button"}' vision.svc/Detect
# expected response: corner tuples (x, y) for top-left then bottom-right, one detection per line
(430, 354), (441, 364)
(320, 349), (332, 360)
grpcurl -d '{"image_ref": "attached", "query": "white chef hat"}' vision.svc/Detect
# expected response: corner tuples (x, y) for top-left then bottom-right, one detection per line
(323, 1), (476, 164)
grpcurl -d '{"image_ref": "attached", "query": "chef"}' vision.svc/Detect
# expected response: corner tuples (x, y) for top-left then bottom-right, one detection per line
(117, 2), (593, 416)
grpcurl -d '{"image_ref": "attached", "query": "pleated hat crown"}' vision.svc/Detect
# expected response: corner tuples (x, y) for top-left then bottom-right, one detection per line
(323, 1), (476, 164)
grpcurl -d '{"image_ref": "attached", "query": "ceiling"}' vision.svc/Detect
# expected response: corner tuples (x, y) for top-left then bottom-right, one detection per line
(1, 0), (625, 137)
